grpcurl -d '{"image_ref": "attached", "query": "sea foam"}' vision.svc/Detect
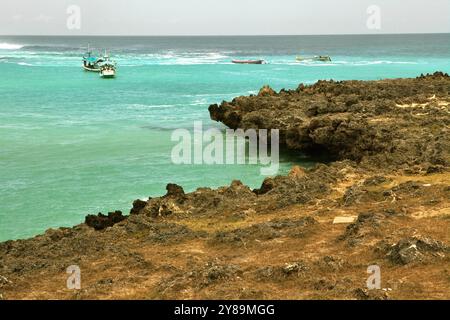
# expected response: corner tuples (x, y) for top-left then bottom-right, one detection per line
(0, 43), (24, 50)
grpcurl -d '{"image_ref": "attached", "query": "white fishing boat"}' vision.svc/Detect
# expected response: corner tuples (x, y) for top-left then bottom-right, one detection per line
(100, 66), (116, 78)
(99, 53), (116, 78)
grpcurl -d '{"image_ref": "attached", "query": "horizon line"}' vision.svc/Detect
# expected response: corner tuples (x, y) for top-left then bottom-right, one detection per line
(1, 32), (449, 37)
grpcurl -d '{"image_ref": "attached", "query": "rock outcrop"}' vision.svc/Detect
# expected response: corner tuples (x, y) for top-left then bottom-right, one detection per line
(209, 72), (450, 167)
(85, 211), (127, 230)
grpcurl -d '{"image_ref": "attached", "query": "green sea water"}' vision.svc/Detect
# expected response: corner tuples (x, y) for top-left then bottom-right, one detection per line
(0, 34), (449, 241)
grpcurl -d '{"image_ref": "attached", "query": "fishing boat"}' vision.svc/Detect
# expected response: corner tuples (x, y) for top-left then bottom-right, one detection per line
(82, 45), (102, 72)
(99, 53), (116, 78)
(232, 59), (265, 65)
(314, 55), (332, 62)
(296, 55), (332, 62)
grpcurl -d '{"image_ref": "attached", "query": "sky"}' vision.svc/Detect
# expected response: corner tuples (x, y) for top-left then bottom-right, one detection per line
(0, 0), (449, 35)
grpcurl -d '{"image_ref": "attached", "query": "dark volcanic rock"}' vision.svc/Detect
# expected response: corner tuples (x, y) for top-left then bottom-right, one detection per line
(85, 211), (126, 230)
(130, 199), (147, 215)
(253, 177), (277, 195)
(140, 180), (259, 218)
(165, 183), (185, 198)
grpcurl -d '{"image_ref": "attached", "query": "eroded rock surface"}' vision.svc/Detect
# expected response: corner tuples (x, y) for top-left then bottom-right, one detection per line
(209, 72), (450, 167)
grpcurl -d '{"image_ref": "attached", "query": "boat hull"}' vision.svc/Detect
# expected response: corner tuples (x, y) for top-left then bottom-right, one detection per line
(100, 69), (116, 78)
(232, 60), (264, 65)
(296, 56), (332, 62)
(315, 56), (331, 62)
(83, 65), (101, 72)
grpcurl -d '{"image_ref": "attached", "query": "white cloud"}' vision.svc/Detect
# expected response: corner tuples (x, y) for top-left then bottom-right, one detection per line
(0, 0), (449, 35)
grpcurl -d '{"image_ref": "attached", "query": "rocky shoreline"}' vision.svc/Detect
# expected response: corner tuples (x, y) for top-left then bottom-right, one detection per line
(1, 73), (449, 300)
(209, 72), (450, 167)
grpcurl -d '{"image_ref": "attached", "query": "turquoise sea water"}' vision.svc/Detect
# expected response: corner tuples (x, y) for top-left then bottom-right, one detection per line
(0, 34), (449, 241)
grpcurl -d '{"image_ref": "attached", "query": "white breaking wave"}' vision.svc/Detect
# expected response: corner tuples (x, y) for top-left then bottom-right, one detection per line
(354, 60), (419, 65)
(0, 43), (24, 50)
(272, 59), (420, 67)
(114, 51), (231, 66)
(125, 103), (180, 110)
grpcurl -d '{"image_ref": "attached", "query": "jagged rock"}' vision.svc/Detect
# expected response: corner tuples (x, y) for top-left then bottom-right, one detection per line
(282, 262), (307, 275)
(253, 177), (277, 195)
(0, 275), (11, 287)
(289, 165), (307, 178)
(343, 184), (366, 206)
(392, 181), (425, 196)
(258, 85), (277, 96)
(313, 278), (336, 291)
(165, 183), (185, 198)
(386, 236), (450, 265)
(426, 164), (445, 174)
(256, 261), (308, 281)
(316, 256), (346, 272)
(354, 288), (390, 300)
(256, 266), (276, 279)
(157, 200), (184, 216)
(85, 211), (126, 231)
(203, 263), (241, 282)
(142, 184), (187, 218)
(209, 73), (450, 168)
(339, 212), (384, 245)
(141, 179), (260, 219)
(130, 199), (147, 215)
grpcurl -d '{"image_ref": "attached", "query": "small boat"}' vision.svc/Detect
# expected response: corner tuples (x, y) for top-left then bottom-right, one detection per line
(232, 59), (265, 65)
(296, 55), (332, 62)
(314, 55), (332, 62)
(99, 53), (116, 78)
(82, 45), (102, 72)
(100, 65), (116, 78)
